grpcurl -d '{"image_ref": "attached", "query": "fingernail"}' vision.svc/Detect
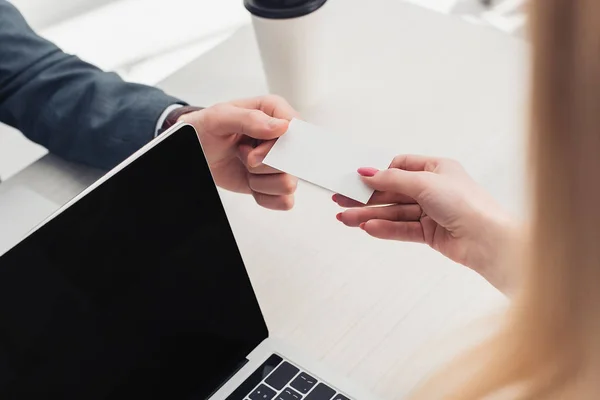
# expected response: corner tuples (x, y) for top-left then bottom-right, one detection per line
(359, 222), (366, 230)
(332, 194), (338, 203)
(357, 167), (379, 177)
(336, 213), (343, 222)
(268, 118), (286, 129)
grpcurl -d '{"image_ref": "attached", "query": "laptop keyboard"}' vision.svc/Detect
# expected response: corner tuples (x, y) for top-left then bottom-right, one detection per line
(245, 357), (353, 400)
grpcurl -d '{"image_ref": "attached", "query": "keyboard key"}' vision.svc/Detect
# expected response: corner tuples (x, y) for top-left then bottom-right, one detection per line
(332, 394), (351, 400)
(305, 383), (336, 400)
(266, 361), (300, 390)
(290, 372), (317, 394)
(249, 384), (277, 400)
(277, 387), (303, 400)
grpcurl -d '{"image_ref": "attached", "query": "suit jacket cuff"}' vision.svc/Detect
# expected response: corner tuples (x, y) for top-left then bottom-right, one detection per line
(155, 104), (184, 137)
(157, 105), (204, 136)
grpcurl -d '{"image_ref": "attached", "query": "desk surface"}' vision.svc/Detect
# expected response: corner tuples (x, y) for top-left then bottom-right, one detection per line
(1, 1), (528, 397)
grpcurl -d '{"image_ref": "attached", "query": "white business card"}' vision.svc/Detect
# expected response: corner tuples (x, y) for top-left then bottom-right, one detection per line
(262, 119), (395, 204)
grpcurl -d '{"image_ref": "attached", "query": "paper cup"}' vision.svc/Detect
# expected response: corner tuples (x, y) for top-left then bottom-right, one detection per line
(245, 0), (330, 109)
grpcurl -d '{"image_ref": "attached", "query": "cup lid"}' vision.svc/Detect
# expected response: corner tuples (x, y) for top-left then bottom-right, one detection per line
(244, 0), (328, 19)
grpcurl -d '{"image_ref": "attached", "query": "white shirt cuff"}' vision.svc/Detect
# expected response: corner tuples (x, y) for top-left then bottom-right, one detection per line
(155, 104), (184, 138)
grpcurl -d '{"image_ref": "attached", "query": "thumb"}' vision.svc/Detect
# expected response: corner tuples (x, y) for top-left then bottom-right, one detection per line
(357, 167), (434, 200)
(190, 104), (290, 140)
(225, 106), (289, 140)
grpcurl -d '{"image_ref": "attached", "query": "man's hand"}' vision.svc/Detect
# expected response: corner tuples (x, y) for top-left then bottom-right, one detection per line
(179, 96), (299, 211)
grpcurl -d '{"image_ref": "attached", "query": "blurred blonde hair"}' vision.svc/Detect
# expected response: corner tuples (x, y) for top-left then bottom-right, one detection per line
(410, 0), (600, 398)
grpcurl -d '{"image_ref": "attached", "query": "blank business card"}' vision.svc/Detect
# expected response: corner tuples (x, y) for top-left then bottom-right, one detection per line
(263, 119), (395, 204)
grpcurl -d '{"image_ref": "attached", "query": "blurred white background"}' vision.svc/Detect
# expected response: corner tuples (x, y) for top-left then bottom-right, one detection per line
(0, 0), (525, 180)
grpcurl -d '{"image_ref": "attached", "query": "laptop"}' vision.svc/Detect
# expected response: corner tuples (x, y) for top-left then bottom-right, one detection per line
(0, 123), (377, 400)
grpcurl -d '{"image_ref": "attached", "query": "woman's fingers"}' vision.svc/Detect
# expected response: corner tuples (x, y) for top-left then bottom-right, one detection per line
(388, 154), (441, 172)
(360, 220), (425, 243)
(333, 192), (415, 208)
(333, 155), (456, 208)
(337, 204), (422, 227)
(358, 168), (436, 201)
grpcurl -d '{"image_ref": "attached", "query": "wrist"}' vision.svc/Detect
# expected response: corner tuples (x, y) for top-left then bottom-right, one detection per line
(158, 105), (203, 135)
(474, 212), (522, 295)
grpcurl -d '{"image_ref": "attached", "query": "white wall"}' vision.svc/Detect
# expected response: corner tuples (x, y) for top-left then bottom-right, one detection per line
(10, 0), (120, 29)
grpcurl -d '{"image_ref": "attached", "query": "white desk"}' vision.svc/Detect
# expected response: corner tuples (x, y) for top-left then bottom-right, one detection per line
(0, 0), (528, 397)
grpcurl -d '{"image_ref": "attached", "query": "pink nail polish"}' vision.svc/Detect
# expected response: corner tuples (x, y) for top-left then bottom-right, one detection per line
(359, 223), (366, 230)
(332, 194), (338, 203)
(336, 213), (343, 222)
(357, 167), (379, 177)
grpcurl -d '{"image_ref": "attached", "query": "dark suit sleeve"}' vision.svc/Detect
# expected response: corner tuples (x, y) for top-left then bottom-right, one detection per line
(0, 0), (185, 170)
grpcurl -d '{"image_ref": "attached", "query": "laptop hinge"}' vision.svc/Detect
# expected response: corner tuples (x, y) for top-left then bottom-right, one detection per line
(191, 358), (250, 400)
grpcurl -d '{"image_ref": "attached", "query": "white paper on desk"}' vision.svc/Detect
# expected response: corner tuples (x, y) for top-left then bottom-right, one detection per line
(263, 119), (395, 204)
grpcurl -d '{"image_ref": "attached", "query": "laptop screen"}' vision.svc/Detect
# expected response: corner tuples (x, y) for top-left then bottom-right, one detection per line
(0, 125), (269, 399)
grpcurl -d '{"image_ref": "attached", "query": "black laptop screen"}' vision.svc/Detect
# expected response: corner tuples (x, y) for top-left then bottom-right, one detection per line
(0, 125), (269, 399)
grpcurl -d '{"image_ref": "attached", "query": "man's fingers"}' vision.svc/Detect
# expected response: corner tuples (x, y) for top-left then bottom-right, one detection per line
(360, 168), (436, 201)
(338, 204), (422, 227)
(361, 220), (425, 243)
(252, 192), (295, 211)
(231, 95), (300, 120)
(197, 103), (290, 140)
(248, 173), (298, 196)
(238, 141), (280, 174)
(333, 191), (415, 208)
(248, 140), (276, 167)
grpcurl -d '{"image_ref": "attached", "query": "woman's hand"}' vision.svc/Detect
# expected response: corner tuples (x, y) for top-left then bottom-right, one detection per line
(334, 155), (519, 294)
